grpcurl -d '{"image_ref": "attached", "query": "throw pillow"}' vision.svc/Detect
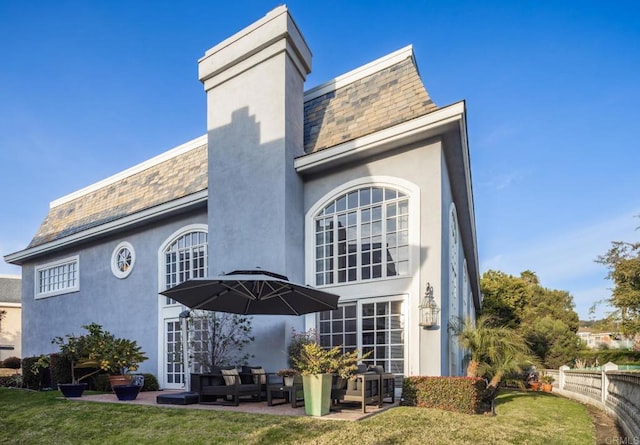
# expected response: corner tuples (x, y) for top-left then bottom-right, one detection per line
(221, 368), (239, 386)
(251, 367), (267, 385)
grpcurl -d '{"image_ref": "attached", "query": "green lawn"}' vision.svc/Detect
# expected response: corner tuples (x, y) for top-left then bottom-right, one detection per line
(0, 388), (594, 444)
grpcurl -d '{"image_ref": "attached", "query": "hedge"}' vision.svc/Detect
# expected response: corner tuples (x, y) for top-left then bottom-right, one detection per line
(1, 356), (22, 369)
(577, 349), (640, 366)
(401, 376), (486, 414)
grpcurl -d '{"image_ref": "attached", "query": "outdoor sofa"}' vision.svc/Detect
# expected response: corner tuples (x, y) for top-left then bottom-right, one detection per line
(194, 366), (262, 406)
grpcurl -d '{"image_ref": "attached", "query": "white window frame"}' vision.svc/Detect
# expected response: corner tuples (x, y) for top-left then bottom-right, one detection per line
(34, 255), (80, 299)
(317, 295), (407, 384)
(306, 177), (419, 288)
(159, 226), (208, 306)
(157, 223), (208, 389)
(111, 241), (135, 279)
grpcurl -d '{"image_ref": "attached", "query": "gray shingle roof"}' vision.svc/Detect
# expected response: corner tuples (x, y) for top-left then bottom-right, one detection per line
(26, 55), (437, 250)
(303, 55), (437, 153)
(0, 277), (21, 304)
(28, 144), (208, 248)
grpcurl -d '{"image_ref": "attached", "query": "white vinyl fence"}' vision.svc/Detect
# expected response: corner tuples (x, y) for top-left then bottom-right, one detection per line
(544, 363), (640, 441)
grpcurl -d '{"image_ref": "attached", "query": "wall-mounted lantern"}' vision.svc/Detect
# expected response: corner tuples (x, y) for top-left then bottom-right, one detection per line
(419, 282), (440, 329)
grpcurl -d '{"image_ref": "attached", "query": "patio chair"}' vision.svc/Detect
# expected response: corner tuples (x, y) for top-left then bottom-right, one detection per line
(240, 365), (284, 399)
(197, 366), (262, 406)
(367, 365), (395, 403)
(331, 368), (382, 413)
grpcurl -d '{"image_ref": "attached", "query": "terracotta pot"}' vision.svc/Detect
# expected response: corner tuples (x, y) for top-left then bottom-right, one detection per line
(109, 375), (133, 389)
(541, 383), (553, 392)
(529, 381), (540, 391)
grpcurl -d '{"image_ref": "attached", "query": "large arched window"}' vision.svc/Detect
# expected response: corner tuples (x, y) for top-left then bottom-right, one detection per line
(162, 229), (208, 304)
(314, 185), (409, 286)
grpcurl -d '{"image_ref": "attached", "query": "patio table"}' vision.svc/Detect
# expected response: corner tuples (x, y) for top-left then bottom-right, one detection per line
(266, 383), (304, 408)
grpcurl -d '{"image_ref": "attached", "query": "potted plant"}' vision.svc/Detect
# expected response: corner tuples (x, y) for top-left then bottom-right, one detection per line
(293, 343), (336, 416)
(292, 343), (366, 416)
(52, 323), (148, 400)
(276, 368), (300, 387)
(89, 330), (148, 400)
(540, 374), (555, 392)
(51, 323), (105, 397)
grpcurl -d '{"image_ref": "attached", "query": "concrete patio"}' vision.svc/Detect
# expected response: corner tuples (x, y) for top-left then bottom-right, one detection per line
(71, 390), (399, 421)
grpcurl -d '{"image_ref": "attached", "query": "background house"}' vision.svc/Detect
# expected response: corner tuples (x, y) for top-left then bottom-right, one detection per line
(577, 328), (633, 350)
(4, 6), (480, 390)
(0, 275), (21, 362)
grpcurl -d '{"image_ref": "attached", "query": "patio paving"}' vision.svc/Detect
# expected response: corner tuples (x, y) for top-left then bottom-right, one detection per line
(71, 390), (399, 421)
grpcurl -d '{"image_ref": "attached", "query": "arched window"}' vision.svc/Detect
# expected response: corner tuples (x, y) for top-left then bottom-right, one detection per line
(314, 185), (409, 286)
(449, 204), (460, 375)
(162, 229), (208, 304)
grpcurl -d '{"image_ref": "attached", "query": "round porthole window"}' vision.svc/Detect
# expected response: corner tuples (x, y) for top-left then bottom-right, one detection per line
(111, 241), (135, 279)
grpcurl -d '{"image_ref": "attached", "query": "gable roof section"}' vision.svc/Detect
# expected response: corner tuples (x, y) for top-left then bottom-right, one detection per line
(303, 47), (437, 153)
(27, 141), (208, 249)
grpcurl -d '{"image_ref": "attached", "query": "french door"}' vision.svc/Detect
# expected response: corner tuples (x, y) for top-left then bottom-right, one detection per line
(318, 296), (405, 387)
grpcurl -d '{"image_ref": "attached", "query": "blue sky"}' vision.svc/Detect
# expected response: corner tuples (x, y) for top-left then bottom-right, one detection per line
(1, 1), (638, 320)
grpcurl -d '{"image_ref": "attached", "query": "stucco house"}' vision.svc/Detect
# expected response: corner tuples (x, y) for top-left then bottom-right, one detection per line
(4, 6), (480, 390)
(0, 275), (21, 362)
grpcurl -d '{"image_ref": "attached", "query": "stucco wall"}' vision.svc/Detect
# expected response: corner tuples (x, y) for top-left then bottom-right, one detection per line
(20, 208), (207, 376)
(301, 136), (445, 377)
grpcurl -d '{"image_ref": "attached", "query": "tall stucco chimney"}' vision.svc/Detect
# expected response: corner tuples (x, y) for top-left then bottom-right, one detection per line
(199, 6), (312, 282)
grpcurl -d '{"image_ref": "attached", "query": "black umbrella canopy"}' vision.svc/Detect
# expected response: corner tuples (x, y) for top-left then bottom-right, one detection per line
(159, 269), (340, 316)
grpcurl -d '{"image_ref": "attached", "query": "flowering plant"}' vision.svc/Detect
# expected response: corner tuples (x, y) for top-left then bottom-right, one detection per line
(276, 368), (300, 377)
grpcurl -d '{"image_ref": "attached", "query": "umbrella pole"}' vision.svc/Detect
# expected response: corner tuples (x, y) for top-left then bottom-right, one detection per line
(179, 310), (191, 391)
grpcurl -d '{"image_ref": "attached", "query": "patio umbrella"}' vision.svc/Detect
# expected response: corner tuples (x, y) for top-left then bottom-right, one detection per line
(159, 269), (339, 316)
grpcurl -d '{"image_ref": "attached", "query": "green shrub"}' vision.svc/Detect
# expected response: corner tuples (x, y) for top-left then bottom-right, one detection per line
(578, 349), (640, 366)
(49, 353), (71, 386)
(21, 356), (42, 390)
(141, 373), (159, 391)
(0, 374), (23, 387)
(2, 356), (21, 369)
(401, 376), (486, 414)
(93, 374), (110, 392)
(92, 373), (159, 392)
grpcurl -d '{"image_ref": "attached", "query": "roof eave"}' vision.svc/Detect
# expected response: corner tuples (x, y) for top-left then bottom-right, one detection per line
(4, 190), (208, 265)
(295, 101), (464, 174)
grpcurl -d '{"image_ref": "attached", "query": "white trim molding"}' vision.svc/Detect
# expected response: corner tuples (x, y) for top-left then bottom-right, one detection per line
(111, 241), (135, 279)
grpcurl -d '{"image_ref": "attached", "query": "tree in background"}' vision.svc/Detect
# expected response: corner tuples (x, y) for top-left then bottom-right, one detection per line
(480, 270), (582, 368)
(597, 239), (640, 350)
(189, 311), (255, 370)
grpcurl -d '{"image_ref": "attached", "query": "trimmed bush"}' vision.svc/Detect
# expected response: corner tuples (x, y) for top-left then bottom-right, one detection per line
(141, 373), (159, 391)
(93, 373), (159, 392)
(0, 374), (23, 387)
(577, 349), (640, 366)
(49, 353), (71, 386)
(2, 356), (22, 369)
(22, 357), (51, 391)
(401, 376), (486, 414)
(93, 374), (110, 392)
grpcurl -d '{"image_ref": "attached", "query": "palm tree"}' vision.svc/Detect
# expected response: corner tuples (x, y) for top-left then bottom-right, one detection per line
(451, 315), (538, 389)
